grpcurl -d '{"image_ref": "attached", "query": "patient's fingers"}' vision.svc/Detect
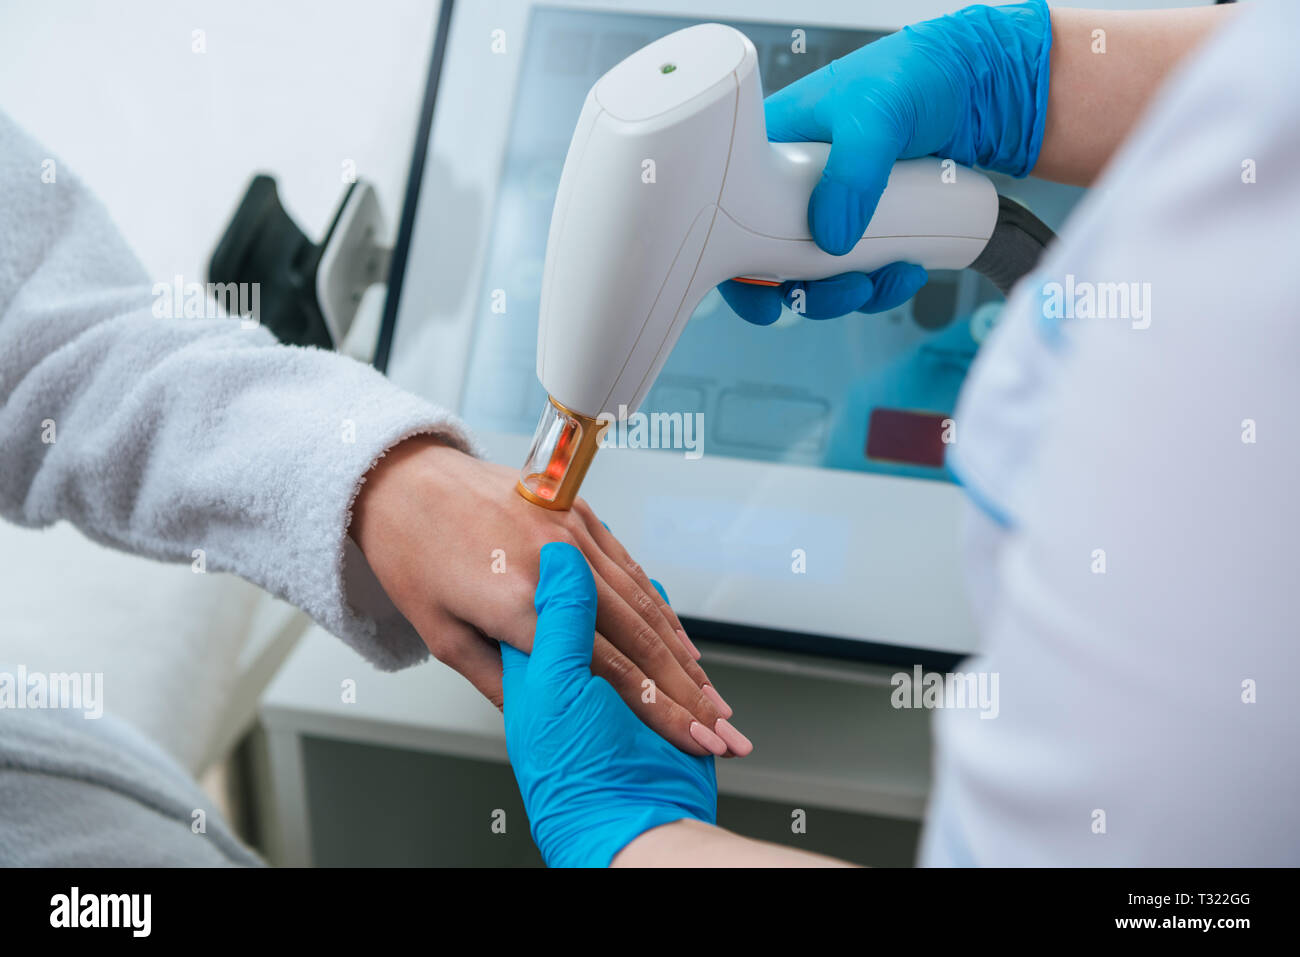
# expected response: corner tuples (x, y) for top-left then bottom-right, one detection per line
(572, 500), (696, 654)
(580, 528), (715, 694)
(578, 537), (725, 735)
(591, 633), (727, 758)
(427, 614), (506, 710)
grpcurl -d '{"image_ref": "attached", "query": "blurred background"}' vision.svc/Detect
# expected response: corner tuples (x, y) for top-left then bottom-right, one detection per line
(0, 0), (1214, 867)
(0, 0), (438, 824)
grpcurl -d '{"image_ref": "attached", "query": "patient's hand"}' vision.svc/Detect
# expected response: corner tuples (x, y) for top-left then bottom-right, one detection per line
(349, 436), (741, 757)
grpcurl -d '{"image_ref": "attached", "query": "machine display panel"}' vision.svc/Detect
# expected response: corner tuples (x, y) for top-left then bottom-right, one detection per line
(456, 7), (1082, 483)
(379, 1), (1088, 663)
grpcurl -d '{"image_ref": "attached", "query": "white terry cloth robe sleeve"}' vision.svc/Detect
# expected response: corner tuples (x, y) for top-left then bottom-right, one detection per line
(0, 109), (478, 672)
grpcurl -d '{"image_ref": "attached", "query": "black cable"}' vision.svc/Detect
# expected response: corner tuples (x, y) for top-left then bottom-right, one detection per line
(967, 194), (1057, 297)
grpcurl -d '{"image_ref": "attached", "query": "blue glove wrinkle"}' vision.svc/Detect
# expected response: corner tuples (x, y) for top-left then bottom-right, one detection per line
(851, 1), (1051, 229)
(786, 272), (872, 320)
(911, 0), (1054, 177)
(718, 278), (785, 326)
(723, 1), (1050, 325)
(854, 263), (930, 315)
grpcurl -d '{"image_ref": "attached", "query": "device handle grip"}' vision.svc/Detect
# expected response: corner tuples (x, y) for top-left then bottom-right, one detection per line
(725, 145), (1001, 283)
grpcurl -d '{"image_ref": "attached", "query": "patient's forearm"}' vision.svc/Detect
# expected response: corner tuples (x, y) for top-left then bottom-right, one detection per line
(612, 819), (856, 867)
(1035, 5), (1234, 185)
(0, 109), (471, 671)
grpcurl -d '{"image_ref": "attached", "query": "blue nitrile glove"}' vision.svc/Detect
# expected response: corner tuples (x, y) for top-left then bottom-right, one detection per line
(720, 0), (1053, 325)
(501, 542), (717, 868)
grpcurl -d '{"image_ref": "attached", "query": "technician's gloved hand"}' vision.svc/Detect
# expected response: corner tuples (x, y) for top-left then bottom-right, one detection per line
(502, 543), (717, 868)
(720, 0), (1052, 325)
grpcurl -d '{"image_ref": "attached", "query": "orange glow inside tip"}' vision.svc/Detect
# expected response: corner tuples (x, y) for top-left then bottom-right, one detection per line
(519, 399), (593, 508)
(522, 475), (553, 501)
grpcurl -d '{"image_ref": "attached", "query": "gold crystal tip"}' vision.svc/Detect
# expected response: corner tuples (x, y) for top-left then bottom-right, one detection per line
(516, 397), (606, 510)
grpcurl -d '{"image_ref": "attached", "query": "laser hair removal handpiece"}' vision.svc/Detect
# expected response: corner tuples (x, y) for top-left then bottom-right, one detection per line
(517, 23), (1053, 510)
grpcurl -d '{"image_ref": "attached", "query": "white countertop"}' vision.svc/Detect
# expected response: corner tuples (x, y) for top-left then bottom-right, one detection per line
(262, 623), (936, 820)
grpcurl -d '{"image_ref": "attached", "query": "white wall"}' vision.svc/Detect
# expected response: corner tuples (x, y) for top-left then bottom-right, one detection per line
(0, 0), (438, 284)
(0, 0), (440, 770)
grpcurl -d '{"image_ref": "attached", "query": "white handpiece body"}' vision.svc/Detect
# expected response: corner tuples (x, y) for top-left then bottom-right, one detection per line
(536, 23), (998, 420)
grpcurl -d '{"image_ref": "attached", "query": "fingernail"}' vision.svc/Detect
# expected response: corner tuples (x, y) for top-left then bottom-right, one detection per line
(701, 684), (733, 720)
(677, 628), (702, 661)
(714, 718), (753, 757)
(689, 720), (728, 756)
